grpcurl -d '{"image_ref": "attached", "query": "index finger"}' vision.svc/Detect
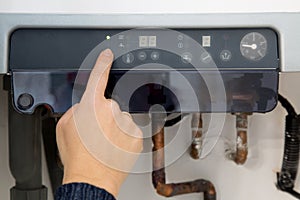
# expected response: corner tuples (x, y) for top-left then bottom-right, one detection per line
(85, 49), (114, 98)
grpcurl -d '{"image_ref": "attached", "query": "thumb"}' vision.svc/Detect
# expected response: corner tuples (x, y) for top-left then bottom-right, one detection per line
(85, 49), (114, 98)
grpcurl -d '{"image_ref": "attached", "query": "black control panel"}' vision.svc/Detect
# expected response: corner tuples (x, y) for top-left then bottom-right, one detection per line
(9, 28), (279, 114)
(10, 28), (279, 70)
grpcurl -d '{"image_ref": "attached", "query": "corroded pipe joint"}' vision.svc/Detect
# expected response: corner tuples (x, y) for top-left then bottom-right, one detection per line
(235, 113), (250, 165)
(235, 130), (248, 165)
(190, 113), (203, 159)
(152, 169), (166, 188)
(204, 182), (217, 200)
(236, 113), (249, 128)
(156, 182), (173, 197)
(190, 137), (202, 159)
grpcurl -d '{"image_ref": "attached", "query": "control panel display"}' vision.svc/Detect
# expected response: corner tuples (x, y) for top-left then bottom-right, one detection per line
(139, 36), (157, 47)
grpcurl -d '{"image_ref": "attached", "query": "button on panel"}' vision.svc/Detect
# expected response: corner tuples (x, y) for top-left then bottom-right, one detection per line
(181, 52), (192, 64)
(138, 51), (147, 61)
(151, 51), (160, 61)
(200, 52), (212, 64)
(122, 53), (134, 64)
(220, 50), (232, 62)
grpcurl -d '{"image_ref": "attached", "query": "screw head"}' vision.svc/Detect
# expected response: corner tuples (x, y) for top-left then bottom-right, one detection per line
(17, 93), (34, 110)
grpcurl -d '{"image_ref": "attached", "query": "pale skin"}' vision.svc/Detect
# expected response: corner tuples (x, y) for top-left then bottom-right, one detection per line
(56, 49), (143, 198)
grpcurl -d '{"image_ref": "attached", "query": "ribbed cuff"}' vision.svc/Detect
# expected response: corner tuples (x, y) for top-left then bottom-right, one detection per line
(55, 183), (116, 200)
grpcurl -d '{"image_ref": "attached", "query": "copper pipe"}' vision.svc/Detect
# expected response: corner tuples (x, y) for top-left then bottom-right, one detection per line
(190, 113), (203, 159)
(228, 113), (250, 165)
(151, 113), (216, 200)
(152, 114), (166, 188)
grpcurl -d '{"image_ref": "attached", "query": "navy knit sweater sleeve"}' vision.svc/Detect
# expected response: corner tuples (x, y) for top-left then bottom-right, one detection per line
(55, 183), (116, 200)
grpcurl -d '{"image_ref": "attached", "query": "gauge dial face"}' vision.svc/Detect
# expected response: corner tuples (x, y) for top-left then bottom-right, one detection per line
(240, 32), (267, 61)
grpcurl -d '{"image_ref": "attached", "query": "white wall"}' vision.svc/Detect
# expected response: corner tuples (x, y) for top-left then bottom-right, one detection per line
(0, 0), (300, 13)
(1, 1), (300, 200)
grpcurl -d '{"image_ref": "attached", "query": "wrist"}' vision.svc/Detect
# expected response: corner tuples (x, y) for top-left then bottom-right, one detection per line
(63, 164), (122, 198)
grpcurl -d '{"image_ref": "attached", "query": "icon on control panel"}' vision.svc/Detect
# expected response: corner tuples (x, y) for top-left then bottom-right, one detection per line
(122, 53), (134, 64)
(177, 34), (184, 40)
(202, 36), (211, 47)
(220, 50), (232, 62)
(118, 35), (125, 40)
(118, 43), (125, 48)
(138, 51), (147, 61)
(200, 52), (212, 63)
(151, 51), (160, 61)
(181, 52), (192, 64)
(178, 42), (183, 48)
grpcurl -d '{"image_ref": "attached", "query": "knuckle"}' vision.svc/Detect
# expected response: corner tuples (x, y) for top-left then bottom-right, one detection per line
(106, 99), (121, 111)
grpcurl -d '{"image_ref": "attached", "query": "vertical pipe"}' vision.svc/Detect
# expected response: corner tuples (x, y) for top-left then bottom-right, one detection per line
(8, 101), (48, 200)
(228, 113), (250, 165)
(190, 113), (203, 160)
(152, 113), (166, 188)
(235, 113), (249, 165)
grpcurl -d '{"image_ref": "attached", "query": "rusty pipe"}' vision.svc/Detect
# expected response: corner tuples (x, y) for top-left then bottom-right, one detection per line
(156, 180), (216, 199)
(228, 113), (250, 165)
(152, 113), (166, 188)
(190, 113), (203, 159)
(151, 113), (217, 200)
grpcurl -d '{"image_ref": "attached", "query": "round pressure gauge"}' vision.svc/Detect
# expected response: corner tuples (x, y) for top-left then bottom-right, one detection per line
(240, 32), (267, 61)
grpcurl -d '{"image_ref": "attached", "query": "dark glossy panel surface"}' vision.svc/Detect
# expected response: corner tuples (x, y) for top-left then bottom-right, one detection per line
(12, 70), (278, 114)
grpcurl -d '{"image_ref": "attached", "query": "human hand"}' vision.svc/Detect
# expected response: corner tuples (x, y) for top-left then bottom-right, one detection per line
(56, 49), (143, 198)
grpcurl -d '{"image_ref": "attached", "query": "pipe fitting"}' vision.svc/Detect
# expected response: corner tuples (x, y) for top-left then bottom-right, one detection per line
(190, 113), (203, 159)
